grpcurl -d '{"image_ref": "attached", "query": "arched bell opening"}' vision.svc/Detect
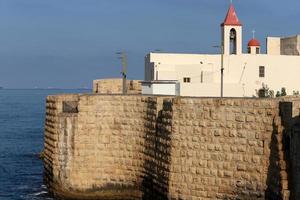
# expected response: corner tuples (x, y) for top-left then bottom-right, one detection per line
(230, 28), (237, 54)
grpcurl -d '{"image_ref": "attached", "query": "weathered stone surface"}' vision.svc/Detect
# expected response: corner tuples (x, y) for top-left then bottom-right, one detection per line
(43, 95), (300, 200)
(93, 79), (141, 94)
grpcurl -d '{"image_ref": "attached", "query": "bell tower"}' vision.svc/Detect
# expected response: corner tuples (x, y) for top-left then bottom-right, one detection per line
(221, 3), (243, 55)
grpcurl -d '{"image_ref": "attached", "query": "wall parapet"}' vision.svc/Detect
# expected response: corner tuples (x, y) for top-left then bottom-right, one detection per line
(93, 79), (142, 94)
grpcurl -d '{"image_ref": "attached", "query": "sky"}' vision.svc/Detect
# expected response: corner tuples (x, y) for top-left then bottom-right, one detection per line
(0, 0), (299, 89)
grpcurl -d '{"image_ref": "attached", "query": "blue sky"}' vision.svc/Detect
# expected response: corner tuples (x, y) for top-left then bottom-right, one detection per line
(0, 0), (299, 88)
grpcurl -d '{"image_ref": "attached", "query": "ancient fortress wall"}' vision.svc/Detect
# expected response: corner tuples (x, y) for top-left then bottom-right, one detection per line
(44, 94), (80, 197)
(44, 94), (154, 199)
(93, 79), (142, 94)
(43, 94), (300, 200)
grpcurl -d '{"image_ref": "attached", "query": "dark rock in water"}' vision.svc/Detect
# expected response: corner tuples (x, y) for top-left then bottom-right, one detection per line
(39, 151), (45, 160)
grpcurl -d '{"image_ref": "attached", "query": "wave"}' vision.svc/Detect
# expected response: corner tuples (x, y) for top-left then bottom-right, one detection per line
(20, 188), (55, 200)
(32, 191), (48, 196)
(0, 165), (8, 174)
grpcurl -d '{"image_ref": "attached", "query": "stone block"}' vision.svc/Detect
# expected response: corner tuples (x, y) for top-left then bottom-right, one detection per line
(246, 115), (255, 122)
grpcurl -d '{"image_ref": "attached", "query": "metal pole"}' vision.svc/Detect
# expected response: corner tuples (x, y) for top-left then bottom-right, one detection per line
(121, 51), (127, 94)
(221, 42), (224, 97)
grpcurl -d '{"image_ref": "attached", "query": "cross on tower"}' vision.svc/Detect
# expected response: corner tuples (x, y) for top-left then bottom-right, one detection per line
(230, 0), (233, 4)
(252, 30), (256, 39)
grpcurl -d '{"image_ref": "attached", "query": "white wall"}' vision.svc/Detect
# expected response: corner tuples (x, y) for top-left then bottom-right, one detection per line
(267, 37), (281, 55)
(142, 82), (178, 96)
(180, 83), (244, 97)
(153, 83), (177, 95)
(142, 83), (153, 95)
(146, 53), (300, 97)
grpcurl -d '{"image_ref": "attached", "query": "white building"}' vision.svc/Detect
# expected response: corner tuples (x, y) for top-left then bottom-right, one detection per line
(142, 4), (300, 97)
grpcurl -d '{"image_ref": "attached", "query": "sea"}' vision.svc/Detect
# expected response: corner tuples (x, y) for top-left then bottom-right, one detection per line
(0, 89), (90, 200)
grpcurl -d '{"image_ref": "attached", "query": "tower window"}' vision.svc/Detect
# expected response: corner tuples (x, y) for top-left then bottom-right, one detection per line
(256, 47), (260, 54)
(229, 28), (237, 54)
(259, 66), (265, 78)
(248, 47), (251, 54)
(183, 77), (191, 83)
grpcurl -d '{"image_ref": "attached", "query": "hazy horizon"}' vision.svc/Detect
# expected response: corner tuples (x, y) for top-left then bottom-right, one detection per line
(0, 0), (299, 89)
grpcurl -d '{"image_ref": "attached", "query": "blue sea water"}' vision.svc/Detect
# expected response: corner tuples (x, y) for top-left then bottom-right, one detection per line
(0, 89), (90, 200)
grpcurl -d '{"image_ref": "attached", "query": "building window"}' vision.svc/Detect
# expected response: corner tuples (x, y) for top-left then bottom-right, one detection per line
(259, 66), (265, 78)
(183, 77), (191, 83)
(248, 47), (251, 54)
(256, 47), (260, 54)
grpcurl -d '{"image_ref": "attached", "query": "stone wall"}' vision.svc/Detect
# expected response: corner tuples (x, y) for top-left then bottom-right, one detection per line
(169, 99), (279, 199)
(44, 94), (157, 199)
(93, 79), (142, 94)
(281, 35), (300, 56)
(43, 94), (79, 197)
(43, 95), (300, 200)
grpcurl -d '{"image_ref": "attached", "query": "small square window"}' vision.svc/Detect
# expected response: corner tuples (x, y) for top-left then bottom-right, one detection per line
(259, 66), (265, 78)
(183, 77), (191, 83)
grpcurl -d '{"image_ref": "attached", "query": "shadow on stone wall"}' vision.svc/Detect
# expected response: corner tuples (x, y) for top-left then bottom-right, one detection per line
(265, 102), (300, 200)
(289, 116), (300, 200)
(265, 120), (284, 200)
(278, 102), (300, 200)
(222, 104), (294, 200)
(142, 98), (173, 200)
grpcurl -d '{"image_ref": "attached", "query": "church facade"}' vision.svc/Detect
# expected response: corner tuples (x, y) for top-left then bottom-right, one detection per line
(142, 4), (300, 97)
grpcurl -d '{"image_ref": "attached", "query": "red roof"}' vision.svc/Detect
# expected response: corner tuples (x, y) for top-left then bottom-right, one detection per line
(221, 4), (242, 26)
(248, 39), (261, 47)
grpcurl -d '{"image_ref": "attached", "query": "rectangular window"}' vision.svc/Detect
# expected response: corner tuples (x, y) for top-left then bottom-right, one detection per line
(63, 101), (78, 113)
(183, 77), (191, 83)
(259, 66), (265, 78)
(256, 47), (260, 54)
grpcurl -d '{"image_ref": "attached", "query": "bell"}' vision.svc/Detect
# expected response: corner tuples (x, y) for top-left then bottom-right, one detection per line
(230, 31), (236, 39)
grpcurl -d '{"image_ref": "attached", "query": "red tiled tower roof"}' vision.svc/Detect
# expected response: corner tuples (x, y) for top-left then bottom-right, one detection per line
(221, 4), (242, 26)
(248, 38), (261, 47)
